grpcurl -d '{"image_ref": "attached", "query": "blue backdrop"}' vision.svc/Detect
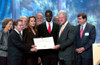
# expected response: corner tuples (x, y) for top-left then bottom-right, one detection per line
(0, 0), (100, 43)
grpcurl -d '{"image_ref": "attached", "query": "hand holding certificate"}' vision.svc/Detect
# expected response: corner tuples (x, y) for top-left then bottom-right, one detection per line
(33, 37), (55, 50)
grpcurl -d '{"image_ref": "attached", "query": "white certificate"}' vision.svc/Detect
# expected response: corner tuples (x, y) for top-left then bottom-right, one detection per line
(33, 37), (55, 50)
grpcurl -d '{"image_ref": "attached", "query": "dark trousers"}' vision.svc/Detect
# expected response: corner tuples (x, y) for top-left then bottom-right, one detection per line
(60, 60), (75, 65)
(0, 56), (7, 65)
(42, 54), (58, 65)
(76, 55), (93, 65)
(25, 53), (38, 65)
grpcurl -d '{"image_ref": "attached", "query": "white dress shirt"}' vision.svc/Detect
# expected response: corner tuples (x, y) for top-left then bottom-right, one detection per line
(14, 29), (22, 35)
(80, 22), (87, 31)
(46, 21), (53, 31)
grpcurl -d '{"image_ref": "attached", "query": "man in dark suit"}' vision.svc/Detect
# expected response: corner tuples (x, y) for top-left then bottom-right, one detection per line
(74, 13), (96, 65)
(53, 10), (76, 65)
(37, 10), (60, 65)
(8, 19), (37, 65)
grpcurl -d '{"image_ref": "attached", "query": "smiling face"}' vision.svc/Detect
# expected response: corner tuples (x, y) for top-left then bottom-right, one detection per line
(22, 17), (27, 28)
(78, 16), (86, 26)
(77, 13), (87, 26)
(45, 11), (52, 22)
(54, 16), (59, 24)
(20, 16), (27, 29)
(58, 14), (67, 25)
(15, 21), (23, 32)
(36, 14), (44, 25)
(5, 21), (13, 31)
(29, 17), (36, 27)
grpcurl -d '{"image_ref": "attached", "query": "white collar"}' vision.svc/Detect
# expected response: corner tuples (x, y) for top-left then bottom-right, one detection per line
(80, 22), (87, 30)
(63, 20), (68, 26)
(46, 21), (53, 30)
(62, 20), (68, 28)
(46, 21), (53, 24)
(14, 29), (22, 35)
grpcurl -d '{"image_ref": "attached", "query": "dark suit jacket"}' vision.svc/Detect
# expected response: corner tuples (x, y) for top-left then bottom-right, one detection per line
(75, 23), (96, 58)
(37, 22), (60, 44)
(23, 28), (38, 65)
(23, 28), (37, 48)
(8, 30), (30, 65)
(37, 22), (60, 55)
(57, 22), (76, 61)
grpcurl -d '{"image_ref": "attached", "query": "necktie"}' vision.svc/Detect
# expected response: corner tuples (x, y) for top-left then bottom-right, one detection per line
(59, 25), (64, 37)
(80, 26), (83, 38)
(48, 23), (51, 34)
(19, 32), (22, 40)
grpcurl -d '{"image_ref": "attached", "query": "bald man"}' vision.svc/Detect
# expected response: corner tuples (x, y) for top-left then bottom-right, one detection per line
(36, 13), (44, 25)
(54, 16), (60, 24)
(20, 16), (27, 29)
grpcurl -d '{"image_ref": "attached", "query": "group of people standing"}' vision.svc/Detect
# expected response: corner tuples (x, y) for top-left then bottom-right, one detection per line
(0, 10), (96, 65)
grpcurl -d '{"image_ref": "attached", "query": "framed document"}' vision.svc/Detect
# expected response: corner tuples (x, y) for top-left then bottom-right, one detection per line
(93, 43), (100, 65)
(33, 37), (55, 50)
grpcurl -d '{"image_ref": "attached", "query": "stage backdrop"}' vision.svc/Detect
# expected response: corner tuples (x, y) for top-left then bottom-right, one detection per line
(0, 0), (100, 43)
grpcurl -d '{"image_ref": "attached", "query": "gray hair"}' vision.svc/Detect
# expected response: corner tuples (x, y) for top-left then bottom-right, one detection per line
(36, 13), (43, 17)
(20, 16), (27, 20)
(58, 10), (67, 17)
(2, 18), (13, 29)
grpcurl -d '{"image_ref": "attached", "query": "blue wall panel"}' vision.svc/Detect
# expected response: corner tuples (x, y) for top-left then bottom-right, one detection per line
(0, 0), (100, 42)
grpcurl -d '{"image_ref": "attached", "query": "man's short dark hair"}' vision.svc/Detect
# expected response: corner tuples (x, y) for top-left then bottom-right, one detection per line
(13, 19), (22, 26)
(77, 13), (87, 20)
(45, 10), (52, 16)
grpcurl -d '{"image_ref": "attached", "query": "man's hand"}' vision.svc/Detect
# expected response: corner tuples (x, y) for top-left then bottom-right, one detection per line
(52, 44), (60, 49)
(75, 47), (85, 53)
(75, 48), (81, 53)
(80, 47), (85, 52)
(30, 45), (37, 52)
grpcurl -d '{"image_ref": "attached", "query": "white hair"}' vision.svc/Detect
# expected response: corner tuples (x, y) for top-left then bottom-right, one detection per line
(58, 10), (67, 17)
(36, 13), (43, 17)
(20, 16), (27, 19)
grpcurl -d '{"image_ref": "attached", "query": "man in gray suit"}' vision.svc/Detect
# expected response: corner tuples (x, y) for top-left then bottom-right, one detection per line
(53, 10), (76, 65)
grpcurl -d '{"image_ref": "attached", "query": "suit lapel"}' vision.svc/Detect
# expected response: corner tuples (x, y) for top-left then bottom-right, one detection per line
(58, 25), (62, 39)
(78, 25), (81, 39)
(58, 22), (69, 39)
(13, 30), (22, 40)
(13, 30), (18, 35)
(51, 22), (55, 34)
(43, 22), (49, 33)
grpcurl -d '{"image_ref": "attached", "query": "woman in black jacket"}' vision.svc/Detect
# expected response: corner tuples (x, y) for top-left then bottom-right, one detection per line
(23, 16), (38, 65)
